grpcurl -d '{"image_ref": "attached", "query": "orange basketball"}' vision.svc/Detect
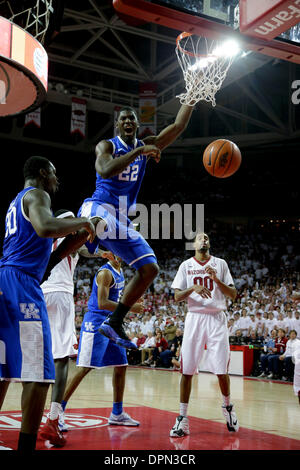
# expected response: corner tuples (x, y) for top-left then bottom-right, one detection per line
(203, 139), (241, 178)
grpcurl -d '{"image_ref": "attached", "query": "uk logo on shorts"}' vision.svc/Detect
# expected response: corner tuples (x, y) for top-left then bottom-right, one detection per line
(19, 303), (40, 319)
(84, 321), (94, 332)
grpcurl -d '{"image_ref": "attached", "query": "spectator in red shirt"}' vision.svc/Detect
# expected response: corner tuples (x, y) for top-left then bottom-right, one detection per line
(266, 328), (288, 379)
(151, 331), (169, 368)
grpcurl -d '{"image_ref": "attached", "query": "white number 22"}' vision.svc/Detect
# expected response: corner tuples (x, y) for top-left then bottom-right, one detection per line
(119, 164), (139, 182)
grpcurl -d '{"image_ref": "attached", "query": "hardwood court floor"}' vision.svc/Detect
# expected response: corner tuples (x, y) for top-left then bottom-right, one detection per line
(1, 361), (300, 450)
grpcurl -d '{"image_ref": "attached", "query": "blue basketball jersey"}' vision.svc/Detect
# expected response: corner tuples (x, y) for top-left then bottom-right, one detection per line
(91, 136), (147, 214)
(87, 262), (125, 316)
(0, 187), (53, 283)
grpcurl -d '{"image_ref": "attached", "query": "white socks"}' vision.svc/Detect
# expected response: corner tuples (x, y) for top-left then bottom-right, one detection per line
(49, 402), (62, 420)
(222, 395), (231, 407)
(179, 403), (188, 417)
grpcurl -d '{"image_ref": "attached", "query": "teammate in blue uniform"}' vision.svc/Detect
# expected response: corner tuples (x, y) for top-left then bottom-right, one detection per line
(78, 104), (195, 348)
(0, 156), (95, 451)
(59, 253), (143, 427)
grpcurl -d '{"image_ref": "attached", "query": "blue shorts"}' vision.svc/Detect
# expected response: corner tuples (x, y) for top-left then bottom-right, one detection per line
(77, 311), (128, 368)
(0, 267), (55, 382)
(78, 199), (157, 270)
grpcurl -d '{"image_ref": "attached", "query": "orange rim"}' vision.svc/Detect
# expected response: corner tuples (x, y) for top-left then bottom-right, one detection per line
(176, 32), (217, 60)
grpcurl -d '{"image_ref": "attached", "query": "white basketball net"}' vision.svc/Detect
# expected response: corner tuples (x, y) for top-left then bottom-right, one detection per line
(176, 33), (237, 107)
(0, 0), (53, 43)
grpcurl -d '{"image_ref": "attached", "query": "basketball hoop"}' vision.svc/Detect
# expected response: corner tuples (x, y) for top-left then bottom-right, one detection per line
(0, 0), (53, 44)
(176, 32), (239, 107)
(0, 1), (54, 117)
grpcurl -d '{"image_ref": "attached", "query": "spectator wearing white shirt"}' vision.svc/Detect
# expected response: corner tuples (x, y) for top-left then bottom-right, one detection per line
(255, 312), (265, 338)
(233, 312), (242, 333)
(279, 330), (300, 381)
(247, 314), (257, 335)
(283, 311), (294, 335)
(239, 309), (251, 337)
(140, 331), (156, 365)
(140, 318), (150, 336)
(228, 318), (235, 336)
(272, 306), (280, 318)
(274, 313), (287, 332)
(265, 312), (277, 335)
(290, 312), (300, 337)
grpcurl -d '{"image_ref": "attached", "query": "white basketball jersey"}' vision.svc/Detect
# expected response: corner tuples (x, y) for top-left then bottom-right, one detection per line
(41, 238), (79, 295)
(171, 255), (234, 314)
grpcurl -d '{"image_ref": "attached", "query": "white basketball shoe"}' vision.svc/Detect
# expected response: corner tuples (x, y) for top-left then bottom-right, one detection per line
(169, 415), (190, 438)
(108, 411), (140, 426)
(222, 404), (239, 432)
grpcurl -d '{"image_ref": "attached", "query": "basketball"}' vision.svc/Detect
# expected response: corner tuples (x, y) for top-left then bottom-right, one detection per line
(203, 139), (241, 178)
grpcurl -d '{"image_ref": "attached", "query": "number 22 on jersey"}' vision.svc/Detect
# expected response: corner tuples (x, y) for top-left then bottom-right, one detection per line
(118, 164), (139, 182)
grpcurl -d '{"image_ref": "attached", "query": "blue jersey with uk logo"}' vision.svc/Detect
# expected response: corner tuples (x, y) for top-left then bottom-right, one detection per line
(0, 187), (53, 283)
(87, 262), (125, 317)
(91, 136), (147, 214)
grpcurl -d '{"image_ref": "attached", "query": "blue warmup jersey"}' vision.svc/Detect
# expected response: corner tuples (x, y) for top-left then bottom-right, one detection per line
(0, 187), (55, 382)
(77, 262), (127, 368)
(0, 186), (53, 282)
(91, 136), (147, 214)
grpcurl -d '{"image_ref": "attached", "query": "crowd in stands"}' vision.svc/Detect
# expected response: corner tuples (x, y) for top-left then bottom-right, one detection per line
(73, 220), (300, 378)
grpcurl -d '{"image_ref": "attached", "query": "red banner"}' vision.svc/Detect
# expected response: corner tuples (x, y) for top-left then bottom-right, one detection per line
(138, 82), (157, 139)
(24, 107), (41, 128)
(71, 97), (87, 137)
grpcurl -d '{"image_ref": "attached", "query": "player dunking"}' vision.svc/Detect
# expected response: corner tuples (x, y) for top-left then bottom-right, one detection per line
(0, 156), (95, 451)
(78, 104), (195, 348)
(169, 232), (239, 437)
(60, 252), (143, 427)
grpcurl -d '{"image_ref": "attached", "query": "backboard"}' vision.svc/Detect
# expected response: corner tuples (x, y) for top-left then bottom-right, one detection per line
(113, 0), (300, 64)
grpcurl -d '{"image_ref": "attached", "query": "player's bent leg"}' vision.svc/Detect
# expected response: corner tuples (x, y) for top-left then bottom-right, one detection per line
(63, 366), (91, 403)
(99, 262), (159, 349)
(59, 367), (92, 432)
(121, 262), (159, 306)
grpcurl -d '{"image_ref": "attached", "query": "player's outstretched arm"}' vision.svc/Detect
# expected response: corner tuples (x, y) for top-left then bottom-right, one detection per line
(95, 140), (160, 179)
(143, 104), (194, 151)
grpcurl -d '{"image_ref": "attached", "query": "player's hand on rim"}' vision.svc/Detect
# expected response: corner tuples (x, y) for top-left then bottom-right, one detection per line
(193, 284), (211, 299)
